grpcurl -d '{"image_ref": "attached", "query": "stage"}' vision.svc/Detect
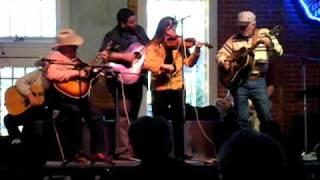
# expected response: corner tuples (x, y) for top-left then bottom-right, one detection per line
(0, 158), (319, 180)
(0, 159), (219, 180)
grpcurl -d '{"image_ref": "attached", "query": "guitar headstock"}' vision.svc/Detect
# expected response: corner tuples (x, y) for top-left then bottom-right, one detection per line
(269, 25), (282, 37)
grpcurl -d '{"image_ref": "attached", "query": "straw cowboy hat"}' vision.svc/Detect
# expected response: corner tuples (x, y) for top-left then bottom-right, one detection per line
(55, 28), (84, 47)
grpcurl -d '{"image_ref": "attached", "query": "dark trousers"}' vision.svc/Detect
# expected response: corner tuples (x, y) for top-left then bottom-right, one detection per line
(152, 90), (185, 159)
(4, 106), (48, 141)
(4, 106), (51, 175)
(48, 88), (106, 158)
(107, 77), (143, 158)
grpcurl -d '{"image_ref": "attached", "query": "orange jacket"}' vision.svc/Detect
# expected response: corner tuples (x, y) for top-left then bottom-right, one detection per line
(144, 41), (200, 91)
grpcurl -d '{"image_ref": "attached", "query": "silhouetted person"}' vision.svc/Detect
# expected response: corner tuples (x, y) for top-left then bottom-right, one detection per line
(125, 116), (200, 179)
(219, 129), (287, 180)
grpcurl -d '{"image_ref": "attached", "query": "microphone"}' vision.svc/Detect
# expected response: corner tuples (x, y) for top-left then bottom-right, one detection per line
(34, 59), (48, 67)
(177, 15), (191, 22)
(34, 58), (58, 67)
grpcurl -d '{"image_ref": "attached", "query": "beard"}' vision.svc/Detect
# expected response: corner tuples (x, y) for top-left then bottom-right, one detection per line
(122, 26), (136, 33)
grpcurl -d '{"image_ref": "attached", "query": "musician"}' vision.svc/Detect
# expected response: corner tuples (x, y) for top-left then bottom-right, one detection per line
(4, 61), (50, 145)
(2, 61), (52, 180)
(143, 16), (203, 160)
(98, 8), (149, 161)
(46, 29), (109, 163)
(216, 11), (283, 130)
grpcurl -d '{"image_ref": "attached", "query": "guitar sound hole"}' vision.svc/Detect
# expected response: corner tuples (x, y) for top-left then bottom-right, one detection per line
(134, 52), (141, 59)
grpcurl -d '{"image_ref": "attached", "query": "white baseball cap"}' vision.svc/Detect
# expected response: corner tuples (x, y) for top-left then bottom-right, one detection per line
(237, 11), (256, 26)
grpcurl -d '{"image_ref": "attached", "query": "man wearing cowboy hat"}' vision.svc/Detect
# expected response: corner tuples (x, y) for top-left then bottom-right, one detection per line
(46, 29), (110, 163)
(216, 11), (283, 132)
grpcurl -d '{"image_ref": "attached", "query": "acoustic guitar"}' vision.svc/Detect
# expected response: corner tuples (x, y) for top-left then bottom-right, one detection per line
(108, 42), (145, 84)
(53, 42), (146, 98)
(4, 85), (45, 116)
(53, 58), (110, 99)
(53, 43), (113, 99)
(219, 25), (281, 91)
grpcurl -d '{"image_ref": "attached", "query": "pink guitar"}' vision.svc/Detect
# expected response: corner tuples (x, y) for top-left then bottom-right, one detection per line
(108, 42), (145, 84)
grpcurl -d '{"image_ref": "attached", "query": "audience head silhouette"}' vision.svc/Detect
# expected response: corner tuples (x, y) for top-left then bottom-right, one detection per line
(129, 116), (172, 162)
(219, 129), (286, 180)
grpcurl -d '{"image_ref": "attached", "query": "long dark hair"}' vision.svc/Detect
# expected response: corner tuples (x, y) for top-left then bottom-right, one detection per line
(153, 16), (177, 42)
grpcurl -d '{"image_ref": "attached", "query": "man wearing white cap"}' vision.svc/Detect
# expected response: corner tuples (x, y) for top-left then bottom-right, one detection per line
(216, 11), (283, 130)
(45, 29), (110, 163)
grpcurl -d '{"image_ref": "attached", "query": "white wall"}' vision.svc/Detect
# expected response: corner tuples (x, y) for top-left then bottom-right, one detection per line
(69, 0), (128, 62)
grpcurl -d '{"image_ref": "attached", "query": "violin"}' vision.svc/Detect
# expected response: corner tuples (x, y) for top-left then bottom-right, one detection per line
(183, 38), (213, 49)
(164, 35), (213, 49)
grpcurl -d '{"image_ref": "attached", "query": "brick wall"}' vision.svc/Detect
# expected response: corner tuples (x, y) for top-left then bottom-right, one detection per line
(217, 0), (320, 134)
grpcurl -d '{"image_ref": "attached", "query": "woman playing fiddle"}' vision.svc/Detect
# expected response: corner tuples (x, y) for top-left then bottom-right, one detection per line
(143, 16), (203, 160)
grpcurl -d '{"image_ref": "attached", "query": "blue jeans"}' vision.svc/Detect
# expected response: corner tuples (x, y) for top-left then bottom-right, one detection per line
(232, 77), (272, 129)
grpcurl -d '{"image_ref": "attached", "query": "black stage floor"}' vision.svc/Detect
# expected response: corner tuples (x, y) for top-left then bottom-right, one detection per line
(0, 159), (319, 180)
(0, 159), (219, 180)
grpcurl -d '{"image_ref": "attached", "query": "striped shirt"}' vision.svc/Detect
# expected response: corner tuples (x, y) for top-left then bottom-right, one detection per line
(216, 28), (283, 73)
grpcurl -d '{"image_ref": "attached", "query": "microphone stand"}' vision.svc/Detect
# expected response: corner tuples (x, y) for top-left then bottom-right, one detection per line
(284, 54), (320, 157)
(177, 14), (191, 108)
(111, 71), (120, 134)
(73, 60), (113, 165)
(301, 57), (308, 156)
(179, 15), (188, 159)
(179, 15), (191, 123)
(300, 56), (320, 157)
